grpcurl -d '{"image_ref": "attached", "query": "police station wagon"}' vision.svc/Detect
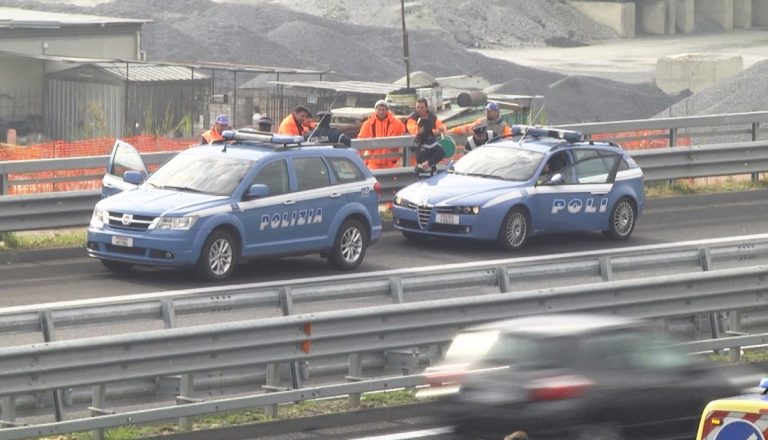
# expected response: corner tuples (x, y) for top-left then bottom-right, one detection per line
(393, 126), (645, 249)
(87, 131), (382, 281)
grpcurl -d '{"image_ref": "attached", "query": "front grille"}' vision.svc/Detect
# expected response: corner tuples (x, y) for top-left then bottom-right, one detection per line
(417, 205), (433, 229)
(430, 224), (468, 234)
(435, 206), (456, 214)
(106, 211), (156, 231)
(106, 244), (146, 255)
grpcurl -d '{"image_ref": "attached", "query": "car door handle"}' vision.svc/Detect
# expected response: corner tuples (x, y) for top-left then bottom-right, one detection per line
(283, 200), (296, 206)
(330, 192), (342, 198)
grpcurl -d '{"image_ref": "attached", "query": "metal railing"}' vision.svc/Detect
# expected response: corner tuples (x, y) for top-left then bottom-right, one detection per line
(2, 262), (768, 437)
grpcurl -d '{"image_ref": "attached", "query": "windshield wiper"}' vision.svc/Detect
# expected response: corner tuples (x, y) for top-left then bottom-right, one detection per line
(159, 185), (204, 193)
(463, 172), (506, 180)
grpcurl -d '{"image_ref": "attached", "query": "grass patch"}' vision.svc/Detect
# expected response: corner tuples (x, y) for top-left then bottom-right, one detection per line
(644, 178), (768, 198)
(41, 389), (421, 439)
(0, 228), (86, 252)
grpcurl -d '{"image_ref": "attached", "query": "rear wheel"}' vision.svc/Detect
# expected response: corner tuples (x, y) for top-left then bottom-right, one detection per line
(497, 207), (529, 250)
(101, 259), (132, 273)
(329, 218), (367, 270)
(196, 229), (238, 281)
(605, 197), (636, 240)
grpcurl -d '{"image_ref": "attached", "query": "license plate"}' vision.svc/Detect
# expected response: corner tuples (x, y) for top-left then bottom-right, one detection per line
(435, 213), (460, 225)
(111, 235), (133, 247)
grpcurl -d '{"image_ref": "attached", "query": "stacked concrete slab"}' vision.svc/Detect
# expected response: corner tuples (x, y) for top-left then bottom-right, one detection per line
(655, 53), (744, 94)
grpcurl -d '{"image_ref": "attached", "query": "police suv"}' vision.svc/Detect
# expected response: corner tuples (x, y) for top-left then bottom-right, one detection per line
(393, 126), (645, 249)
(87, 131), (382, 281)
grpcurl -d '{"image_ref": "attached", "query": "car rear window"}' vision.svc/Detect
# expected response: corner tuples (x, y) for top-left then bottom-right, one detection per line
(444, 330), (573, 369)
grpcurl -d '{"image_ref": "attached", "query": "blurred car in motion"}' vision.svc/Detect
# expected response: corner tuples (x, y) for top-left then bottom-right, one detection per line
(393, 126), (645, 250)
(696, 378), (768, 440)
(421, 314), (752, 440)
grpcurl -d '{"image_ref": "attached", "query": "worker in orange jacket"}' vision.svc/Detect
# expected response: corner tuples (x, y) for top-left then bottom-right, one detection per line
(277, 106), (312, 136)
(201, 114), (231, 144)
(357, 100), (406, 169)
(406, 98), (446, 136)
(449, 101), (512, 138)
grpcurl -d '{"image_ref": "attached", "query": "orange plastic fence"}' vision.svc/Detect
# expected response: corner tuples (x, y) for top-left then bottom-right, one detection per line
(0, 136), (194, 195)
(591, 130), (691, 150)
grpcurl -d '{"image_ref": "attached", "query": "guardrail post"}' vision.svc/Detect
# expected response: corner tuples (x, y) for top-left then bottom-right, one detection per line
(599, 257), (613, 281)
(178, 374), (194, 431)
(752, 122), (760, 183)
(1, 396), (16, 427)
(263, 364), (282, 418)
(280, 288), (302, 390)
(698, 248), (723, 347)
(389, 277), (404, 303)
(0, 173), (7, 196)
(347, 354), (363, 409)
(161, 299), (176, 329)
(669, 127), (678, 147)
(40, 310), (65, 422)
(497, 266), (510, 292)
(727, 311), (743, 363)
(90, 384), (108, 440)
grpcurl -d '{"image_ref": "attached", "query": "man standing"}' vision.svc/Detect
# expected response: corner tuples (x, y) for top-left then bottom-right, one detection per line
(450, 101), (512, 138)
(464, 123), (493, 152)
(201, 114), (231, 144)
(406, 98), (446, 137)
(277, 106), (312, 136)
(357, 100), (406, 169)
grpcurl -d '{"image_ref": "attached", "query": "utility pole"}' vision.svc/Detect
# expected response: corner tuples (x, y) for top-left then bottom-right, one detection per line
(400, 0), (411, 88)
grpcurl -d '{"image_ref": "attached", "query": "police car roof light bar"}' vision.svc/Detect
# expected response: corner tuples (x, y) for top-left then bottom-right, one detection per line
(222, 130), (305, 146)
(511, 125), (583, 143)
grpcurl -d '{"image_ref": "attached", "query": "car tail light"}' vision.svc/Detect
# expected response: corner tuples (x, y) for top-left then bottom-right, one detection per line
(526, 375), (594, 401)
(373, 181), (382, 199)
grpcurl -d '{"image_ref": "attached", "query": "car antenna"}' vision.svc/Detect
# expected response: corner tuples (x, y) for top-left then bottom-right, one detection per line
(519, 100), (547, 145)
(306, 92), (341, 142)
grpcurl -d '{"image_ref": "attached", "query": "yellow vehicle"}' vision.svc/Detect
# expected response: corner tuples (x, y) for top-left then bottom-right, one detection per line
(697, 378), (768, 440)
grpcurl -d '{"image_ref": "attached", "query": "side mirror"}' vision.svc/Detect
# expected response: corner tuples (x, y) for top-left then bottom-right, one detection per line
(123, 170), (144, 185)
(548, 173), (564, 185)
(446, 160), (455, 171)
(246, 184), (270, 200)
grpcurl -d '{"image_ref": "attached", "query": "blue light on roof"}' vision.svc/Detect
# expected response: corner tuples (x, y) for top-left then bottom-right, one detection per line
(511, 125), (583, 143)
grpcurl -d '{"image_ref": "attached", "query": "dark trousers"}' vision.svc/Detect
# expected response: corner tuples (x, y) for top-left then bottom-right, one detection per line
(416, 146), (445, 167)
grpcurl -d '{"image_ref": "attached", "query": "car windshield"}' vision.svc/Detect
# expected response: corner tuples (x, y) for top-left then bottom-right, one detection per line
(146, 153), (253, 196)
(452, 146), (545, 181)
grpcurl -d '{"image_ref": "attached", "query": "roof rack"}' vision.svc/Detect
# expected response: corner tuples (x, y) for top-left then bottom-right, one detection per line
(221, 129), (305, 147)
(511, 125), (583, 143)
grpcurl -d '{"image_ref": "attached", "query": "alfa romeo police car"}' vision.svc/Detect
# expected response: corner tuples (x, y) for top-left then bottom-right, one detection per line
(393, 126), (645, 249)
(87, 130), (382, 281)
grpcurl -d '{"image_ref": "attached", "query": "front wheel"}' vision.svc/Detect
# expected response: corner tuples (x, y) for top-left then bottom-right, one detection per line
(497, 207), (529, 250)
(605, 197), (636, 241)
(196, 229), (238, 281)
(329, 218), (367, 270)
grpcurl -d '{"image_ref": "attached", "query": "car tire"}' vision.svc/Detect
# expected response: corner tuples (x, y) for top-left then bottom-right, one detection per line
(605, 197), (636, 241)
(329, 218), (367, 270)
(196, 229), (238, 281)
(497, 207), (529, 250)
(572, 423), (623, 440)
(101, 259), (132, 273)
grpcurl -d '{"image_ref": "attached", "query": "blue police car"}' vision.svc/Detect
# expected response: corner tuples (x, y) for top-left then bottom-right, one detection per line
(393, 126), (645, 249)
(87, 130), (382, 281)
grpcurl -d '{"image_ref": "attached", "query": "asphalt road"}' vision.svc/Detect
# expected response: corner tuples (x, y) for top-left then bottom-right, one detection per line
(1, 189), (766, 308)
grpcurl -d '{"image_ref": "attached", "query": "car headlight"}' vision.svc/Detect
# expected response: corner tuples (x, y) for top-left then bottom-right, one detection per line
(149, 216), (199, 231)
(90, 207), (108, 228)
(394, 195), (408, 207)
(456, 206), (481, 215)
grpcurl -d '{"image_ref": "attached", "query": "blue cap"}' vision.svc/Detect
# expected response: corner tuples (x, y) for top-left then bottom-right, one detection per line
(485, 102), (500, 112)
(215, 114), (231, 126)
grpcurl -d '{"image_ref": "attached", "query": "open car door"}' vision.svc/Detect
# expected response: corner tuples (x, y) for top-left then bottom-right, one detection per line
(101, 140), (147, 198)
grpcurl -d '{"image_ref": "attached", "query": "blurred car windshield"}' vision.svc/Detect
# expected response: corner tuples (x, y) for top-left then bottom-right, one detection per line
(453, 146), (545, 181)
(146, 153), (253, 196)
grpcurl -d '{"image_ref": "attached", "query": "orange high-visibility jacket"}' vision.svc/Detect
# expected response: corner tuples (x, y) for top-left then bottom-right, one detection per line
(358, 111), (407, 169)
(405, 111), (445, 136)
(449, 116), (512, 137)
(278, 114), (307, 136)
(201, 127), (225, 144)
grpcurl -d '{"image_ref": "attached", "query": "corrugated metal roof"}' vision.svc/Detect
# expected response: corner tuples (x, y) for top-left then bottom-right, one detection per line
(94, 63), (209, 82)
(0, 7), (149, 29)
(269, 80), (403, 95)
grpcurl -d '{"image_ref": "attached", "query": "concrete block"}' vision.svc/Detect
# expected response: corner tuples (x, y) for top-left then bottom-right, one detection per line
(637, 0), (668, 35)
(697, 0), (735, 30)
(734, 0), (753, 27)
(676, 0), (695, 32)
(655, 53), (744, 94)
(755, 0), (768, 25)
(570, 1), (636, 38)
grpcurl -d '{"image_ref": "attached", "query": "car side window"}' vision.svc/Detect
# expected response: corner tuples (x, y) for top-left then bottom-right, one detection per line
(250, 160), (289, 196)
(328, 157), (365, 184)
(111, 145), (146, 178)
(559, 151), (619, 184)
(294, 157), (331, 191)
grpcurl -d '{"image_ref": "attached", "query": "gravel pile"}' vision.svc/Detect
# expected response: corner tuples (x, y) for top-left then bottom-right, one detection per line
(657, 59), (768, 118)
(2, 0), (679, 124)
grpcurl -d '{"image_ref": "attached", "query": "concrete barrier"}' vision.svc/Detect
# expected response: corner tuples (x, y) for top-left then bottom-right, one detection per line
(698, 0), (735, 29)
(638, 0), (668, 34)
(734, 0), (753, 27)
(676, 0), (695, 32)
(571, 1), (636, 38)
(755, 0), (768, 25)
(655, 53), (744, 94)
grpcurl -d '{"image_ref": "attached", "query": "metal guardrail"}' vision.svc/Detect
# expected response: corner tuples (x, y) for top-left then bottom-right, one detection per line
(2, 263), (768, 437)
(3, 233), (768, 338)
(1, 139), (768, 233)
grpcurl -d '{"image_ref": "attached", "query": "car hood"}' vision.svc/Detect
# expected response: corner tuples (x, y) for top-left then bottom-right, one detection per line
(397, 172), (530, 207)
(98, 187), (229, 216)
